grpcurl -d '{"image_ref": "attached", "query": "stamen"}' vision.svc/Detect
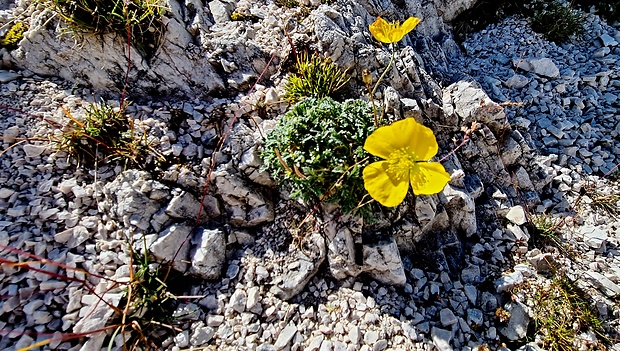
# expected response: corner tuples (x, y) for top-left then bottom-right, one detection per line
(386, 147), (419, 180)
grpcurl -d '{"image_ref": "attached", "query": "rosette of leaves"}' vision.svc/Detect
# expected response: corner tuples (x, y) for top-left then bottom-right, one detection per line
(261, 97), (376, 214)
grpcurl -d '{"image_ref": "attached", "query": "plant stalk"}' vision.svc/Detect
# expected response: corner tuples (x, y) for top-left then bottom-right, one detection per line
(370, 43), (395, 126)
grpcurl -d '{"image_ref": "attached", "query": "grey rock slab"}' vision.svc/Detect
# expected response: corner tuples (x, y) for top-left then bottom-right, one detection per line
(431, 327), (453, 351)
(274, 323), (297, 350)
(442, 185), (477, 237)
(505, 74), (529, 89)
(325, 221), (360, 280)
(461, 265), (481, 284)
(165, 191), (206, 221)
(580, 225), (608, 249)
(73, 293), (122, 334)
(515, 58), (560, 78)
(439, 308), (458, 326)
(214, 171), (274, 227)
(499, 302), (530, 341)
(150, 224), (192, 272)
(600, 34), (618, 47)
(362, 234), (406, 286)
(0, 71), (20, 83)
(191, 326), (214, 346)
(442, 80), (507, 134)
(103, 170), (165, 230)
(464, 284), (477, 304)
(190, 228), (225, 280)
(584, 271), (620, 297)
(271, 232), (326, 300)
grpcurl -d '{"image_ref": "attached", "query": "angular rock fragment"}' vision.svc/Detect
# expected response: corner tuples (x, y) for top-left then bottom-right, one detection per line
(190, 228), (226, 280)
(150, 224), (192, 272)
(362, 234), (406, 286)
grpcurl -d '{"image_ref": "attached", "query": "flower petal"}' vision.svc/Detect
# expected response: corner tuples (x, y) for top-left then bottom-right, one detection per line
(364, 118), (438, 160)
(400, 17), (421, 35)
(363, 160), (409, 207)
(409, 162), (450, 195)
(369, 17), (392, 43)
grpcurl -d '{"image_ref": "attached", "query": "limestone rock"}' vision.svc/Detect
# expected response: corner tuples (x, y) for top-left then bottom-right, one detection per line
(325, 219), (361, 280)
(514, 58), (560, 79)
(73, 292), (122, 334)
(271, 232), (326, 300)
(101, 170), (168, 231)
(504, 74), (529, 89)
(190, 228), (226, 280)
(214, 171), (274, 227)
(150, 224), (193, 272)
(441, 185), (477, 237)
(362, 234), (406, 286)
(442, 81), (507, 135)
(165, 191), (207, 222)
(506, 206), (527, 225)
(499, 302), (530, 341)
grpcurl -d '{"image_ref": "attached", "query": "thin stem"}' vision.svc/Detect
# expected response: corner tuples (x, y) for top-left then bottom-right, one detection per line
(371, 43), (395, 96)
(370, 43), (395, 126)
(438, 136), (470, 163)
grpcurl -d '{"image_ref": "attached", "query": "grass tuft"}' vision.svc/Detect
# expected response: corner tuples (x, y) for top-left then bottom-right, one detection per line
(54, 102), (163, 168)
(528, 275), (607, 351)
(530, 0), (584, 42)
(42, 0), (166, 57)
(584, 184), (620, 218)
(284, 51), (350, 104)
(111, 249), (180, 351)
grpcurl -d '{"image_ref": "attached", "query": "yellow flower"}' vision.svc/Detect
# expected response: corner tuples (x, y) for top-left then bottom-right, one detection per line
(369, 16), (421, 44)
(363, 118), (450, 207)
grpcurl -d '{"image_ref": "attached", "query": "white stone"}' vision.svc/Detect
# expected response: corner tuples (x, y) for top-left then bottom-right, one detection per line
(506, 206), (527, 225)
(580, 225), (608, 249)
(505, 74), (529, 89)
(515, 58), (560, 78)
(585, 271), (620, 297)
(499, 302), (530, 340)
(190, 228), (225, 279)
(22, 144), (47, 157)
(495, 271), (524, 293)
(274, 323), (297, 349)
(228, 289), (247, 313)
(190, 326), (214, 346)
(150, 224), (192, 272)
(362, 235), (406, 286)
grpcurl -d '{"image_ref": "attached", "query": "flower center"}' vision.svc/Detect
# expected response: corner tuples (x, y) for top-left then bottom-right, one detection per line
(386, 147), (419, 181)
